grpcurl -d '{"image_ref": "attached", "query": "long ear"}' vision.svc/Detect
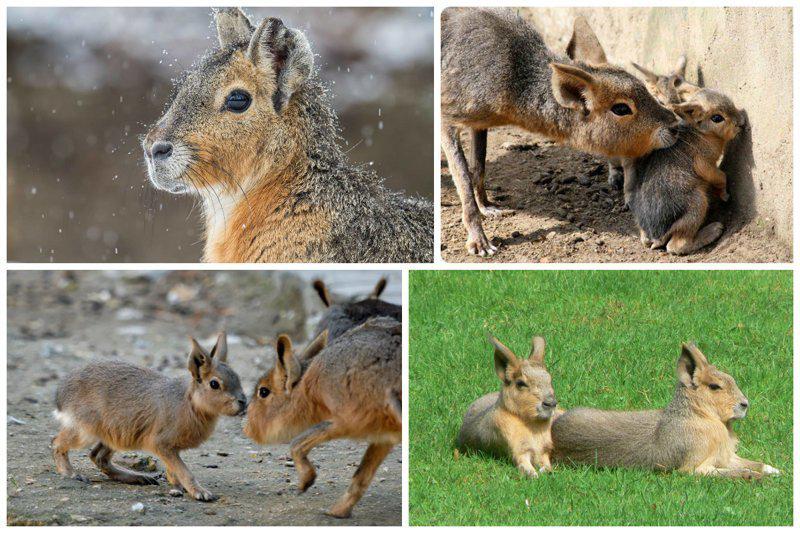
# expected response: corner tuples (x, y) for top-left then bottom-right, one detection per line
(550, 63), (597, 114)
(677, 342), (708, 388)
(301, 330), (328, 361)
(188, 337), (211, 383)
(247, 17), (314, 114)
(566, 16), (608, 66)
(370, 278), (387, 299)
(487, 333), (518, 384)
(214, 8), (255, 49)
(210, 331), (228, 363)
(631, 62), (659, 84)
(673, 55), (687, 78)
(674, 102), (704, 122)
(276, 334), (302, 393)
(312, 280), (332, 307)
(528, 336), (546, 364)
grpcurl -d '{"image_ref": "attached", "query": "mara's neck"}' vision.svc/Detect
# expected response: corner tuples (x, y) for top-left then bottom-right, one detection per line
(169, 387), (219, 450)
(199, 160), (332, 263)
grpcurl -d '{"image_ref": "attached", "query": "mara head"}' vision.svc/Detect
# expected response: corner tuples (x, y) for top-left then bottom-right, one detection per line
(676, 342), (749, 422)
(674, 89), (746, 144)
(557, 16), (679, 159)
(142, 8), (314, 197)
(632, 55), (700, 106)
(489, 333), (557, 421)
(188, 332), (247, 417)
(243, 330), (329, 444)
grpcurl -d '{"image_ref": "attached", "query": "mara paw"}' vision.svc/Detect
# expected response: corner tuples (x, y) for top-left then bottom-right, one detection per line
(190, 487), (218, 502)
(479, 205), (514, 218)
(763, 464), (781, 476)
(466, 235), (497, 257)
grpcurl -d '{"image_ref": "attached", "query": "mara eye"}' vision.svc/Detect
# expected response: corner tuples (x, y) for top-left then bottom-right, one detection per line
(225, 90), (252, 113)
(259, 386), (270, 398)
(710, 114), (725, 123)
(708, 383), (722, 390)
(209, 379), (220, 390)
(515, 380), (527, 389)
(610, 103), (633, 116)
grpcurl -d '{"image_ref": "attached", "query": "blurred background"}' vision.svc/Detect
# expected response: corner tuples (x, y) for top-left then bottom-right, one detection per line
(7, 7), (434, 262)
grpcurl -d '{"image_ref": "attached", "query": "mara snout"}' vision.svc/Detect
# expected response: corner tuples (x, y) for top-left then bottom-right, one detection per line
(457, 333), (558, 478)
(244, 317), (401, 518)
(51, 332), (247, 501)
(552, 342), (779, 479)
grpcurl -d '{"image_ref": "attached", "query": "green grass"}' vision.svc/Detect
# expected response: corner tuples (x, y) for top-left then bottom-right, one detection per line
(409, 270), (792, 526)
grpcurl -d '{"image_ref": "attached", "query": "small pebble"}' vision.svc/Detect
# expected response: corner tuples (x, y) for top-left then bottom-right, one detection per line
(131, 502), (145, 513)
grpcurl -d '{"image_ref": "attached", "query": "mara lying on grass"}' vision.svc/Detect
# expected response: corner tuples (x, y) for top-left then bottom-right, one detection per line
(552, 342), (780, 479)
(457, 333), (559, 477)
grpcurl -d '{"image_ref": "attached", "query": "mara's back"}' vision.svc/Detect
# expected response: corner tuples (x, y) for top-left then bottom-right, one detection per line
(56, 361), (185, 436)
(457, 392), (506, 456)
(312, 318), (401, 419)
(441, 8), (557, 127)
(552, 407), (686, 470)
(314, 298), (402, 340)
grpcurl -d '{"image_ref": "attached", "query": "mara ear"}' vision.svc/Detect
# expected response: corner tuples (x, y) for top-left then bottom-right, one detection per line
(631, 62), (659, 84)
(550, 63), (597, 114)
(276, 334), (302, 392)
(487, 333), (518, 384)
(528, 336), (546, 364)
(301, 329), (328, 361)
(247, 17), (314, 114)
(210, 331), (228, 363)
(188, 337), (211, 383)
(673, 54), (687, 78)
(214, 8), (255, 50)
(677, 342), (709, 388)
(312, 280), (332, 307)
(370, 278), (388, 299)
(566, 15), (608, 66)
(674, 102), (704, 122)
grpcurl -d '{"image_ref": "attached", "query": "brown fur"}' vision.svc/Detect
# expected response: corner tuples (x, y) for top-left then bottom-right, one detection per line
(552, 343), (779, 479)
(244, 317), (401, 518)
(52, 333), (246, 501)
(457, 334), (559, 477)
(441, 9), (678, 256)
(632, 55), (701, 106)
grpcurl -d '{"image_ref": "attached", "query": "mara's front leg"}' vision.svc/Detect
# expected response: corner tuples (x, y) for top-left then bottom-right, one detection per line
(442, 124), (496, 257)
(155, 448), (216, 501)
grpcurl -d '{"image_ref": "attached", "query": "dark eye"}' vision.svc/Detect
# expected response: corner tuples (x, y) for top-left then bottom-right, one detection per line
(259, 387), (270, 398)
(611, 103), (633, 116)
(708, 383), (721, 391)
(209, 379), (220, 390)
(515, 380), (527, 389)
(225, 90), (251, 113)
(711, 114), (724, 123)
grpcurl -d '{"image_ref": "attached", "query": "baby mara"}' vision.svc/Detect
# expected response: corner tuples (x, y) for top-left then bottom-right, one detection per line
(553, 342), (779, 479)
(627, 87), (745, 255)
(52, 333), (246, 501)
(457, 334), (558, 477)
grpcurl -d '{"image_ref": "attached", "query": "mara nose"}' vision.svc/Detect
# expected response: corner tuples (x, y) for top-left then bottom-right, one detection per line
(739, 401), (749, 409)
(543, 396), (558, 408)
(149, 140), (173, 161)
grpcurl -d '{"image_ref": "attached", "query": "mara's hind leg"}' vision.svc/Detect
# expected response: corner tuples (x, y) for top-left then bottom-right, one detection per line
(730, 455), (781, 476)
(667, 222), (724, 255)
(661, 192), (722, 255)
(89, 443), (159, 485)
(327, 442), (395, 519)
(639, 228), (653, 248)
(52, 427), (90, 482)
(470, 129), (512, 217)
(442, 124), (496, 257)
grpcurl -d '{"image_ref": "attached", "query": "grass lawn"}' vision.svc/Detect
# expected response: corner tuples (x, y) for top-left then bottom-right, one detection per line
(409, 270), (792, 526)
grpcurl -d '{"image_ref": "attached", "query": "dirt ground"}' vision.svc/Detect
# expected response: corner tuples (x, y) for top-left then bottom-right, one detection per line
(440, 127), (790, 263)
(6, 271), (401, 526)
